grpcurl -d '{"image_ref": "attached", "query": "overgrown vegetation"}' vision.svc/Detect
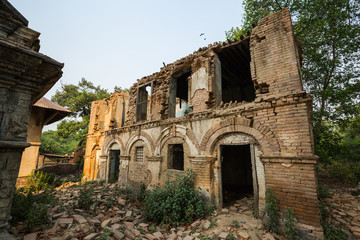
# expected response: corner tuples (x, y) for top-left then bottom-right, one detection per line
(77, 183), (94, 210)
(26, 171), (61, 192)
(284, 208), (298, 240)
(264, 188), (279, 233)
(318, 190), (348, 240)
(143, 170), (212, 226)
(11, 188), (55, 232)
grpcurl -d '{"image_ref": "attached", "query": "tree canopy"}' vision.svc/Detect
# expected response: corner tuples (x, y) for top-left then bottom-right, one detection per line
(51, 78), (111, 147)
(226, 0), (360, 161)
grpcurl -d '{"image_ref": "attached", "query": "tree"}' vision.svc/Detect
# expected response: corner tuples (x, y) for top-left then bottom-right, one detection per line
(225, 0), (360, 162)
(51, 78), (111, 147)
(40, 130), (78, 155)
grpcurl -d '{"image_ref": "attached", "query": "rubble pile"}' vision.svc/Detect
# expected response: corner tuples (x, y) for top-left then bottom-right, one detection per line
(10, 182), (271, 240)
(322, 185), (360, 238)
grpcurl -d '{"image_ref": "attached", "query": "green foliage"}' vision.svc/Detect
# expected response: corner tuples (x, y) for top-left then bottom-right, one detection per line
(114, 86), (130, 92)
(27, 171), (60, 192)
(284, 208), (298, 240)
(98, 228), (113, 240)
(319, 201), (330, 220)
(11, 188), (55, 232)
(322, 222), (348, 240)
(51, 78), (111, 148)
(319, 191), (347, 239)
(40, 130), (78, 155)
(77, 184), (94, 210)
(318, 183), (332, 200)
(143, 170), (212, 226)
(264, 188), (279, 233)
(209, 219), (217, 228)
(232, 220), (240, 229)
(24, 203), (49, 232)
(226, 233), (235, 240)
(225, 0), (360, 170)
(122, 183), (147, 204)
(326, 161), (360, 185)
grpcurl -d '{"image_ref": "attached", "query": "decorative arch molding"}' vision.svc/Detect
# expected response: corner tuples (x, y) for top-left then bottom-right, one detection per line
(102, 135), (125, 155)
(154, 124), (199, 156)
(200, 117), (280, 154)
(125, 131), (154, 155)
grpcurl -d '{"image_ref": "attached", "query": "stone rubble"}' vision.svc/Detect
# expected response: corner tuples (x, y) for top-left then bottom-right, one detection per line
(8, 182), (279, 240)
(322, 184), (360, 238)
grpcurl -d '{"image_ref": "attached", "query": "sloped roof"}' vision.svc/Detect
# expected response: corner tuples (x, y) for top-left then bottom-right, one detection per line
(33, 97), (72, 125)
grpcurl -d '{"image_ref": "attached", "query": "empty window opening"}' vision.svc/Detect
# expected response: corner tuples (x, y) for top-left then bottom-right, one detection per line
(169, 70), (192, 118)
(217, 41), (255, 103)
(221, 145), (253, 207)
(169, 144), (184, 170)
(109, 150), (120, 183)
(136, 84), (152, 122)
(135, 146), (144, 162)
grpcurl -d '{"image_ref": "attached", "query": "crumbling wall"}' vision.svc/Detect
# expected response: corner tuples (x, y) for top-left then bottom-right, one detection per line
(84, 8), (322, 239)
(250, 8), (321, 230)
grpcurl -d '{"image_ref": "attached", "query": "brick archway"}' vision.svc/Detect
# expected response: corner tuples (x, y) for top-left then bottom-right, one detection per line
(154, 124), (199, 156)
(125, 130), (155, 156)
(102, 136), (125, 156)
(200, 117), (280, 155)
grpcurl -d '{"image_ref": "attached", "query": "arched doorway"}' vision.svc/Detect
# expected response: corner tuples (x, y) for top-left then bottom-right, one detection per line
(108, 143), (120, 183)
(212, 133), (265, 215)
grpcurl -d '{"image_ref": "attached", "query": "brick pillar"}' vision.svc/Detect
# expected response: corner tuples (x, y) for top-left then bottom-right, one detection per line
(190, 156), (211, 201)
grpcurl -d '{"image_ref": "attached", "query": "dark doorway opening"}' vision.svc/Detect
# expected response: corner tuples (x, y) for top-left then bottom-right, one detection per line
(109, 150), (120, 183)
(221, 145), (253, 206)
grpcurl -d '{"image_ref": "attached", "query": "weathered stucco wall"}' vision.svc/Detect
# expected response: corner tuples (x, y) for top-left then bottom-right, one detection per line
(84, 8), (322, 239)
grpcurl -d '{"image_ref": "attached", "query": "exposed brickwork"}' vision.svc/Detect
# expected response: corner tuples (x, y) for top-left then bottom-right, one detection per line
(84, 8), (322, 239)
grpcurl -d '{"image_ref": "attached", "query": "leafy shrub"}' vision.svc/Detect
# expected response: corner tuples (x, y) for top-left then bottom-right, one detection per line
(24, 203), (49, 231)
(264, 188), (279, 233)
(322, 222), (347, 240)
(27, 171), (60, 191)
(77, 184), (94, 210)
(11, 188), (55, 232)
(318, 183), (332, 199)
(144, 170), (212, 226)
(284, 208), (298, 240)
(326, 161), (360, 185)
(123, 183), (147, 204)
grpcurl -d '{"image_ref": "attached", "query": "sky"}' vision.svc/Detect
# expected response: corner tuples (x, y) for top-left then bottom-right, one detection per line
(9, 0), (245, 130)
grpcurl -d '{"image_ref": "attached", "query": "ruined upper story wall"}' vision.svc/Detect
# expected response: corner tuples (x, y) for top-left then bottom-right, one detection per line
(88, 92), (129, 135)
(125, 50), (218, 125)
(250, 8), (303, 96)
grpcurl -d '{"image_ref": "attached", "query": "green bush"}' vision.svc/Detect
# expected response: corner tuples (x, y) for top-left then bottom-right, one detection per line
(322, 222), (347, 240)
(77, 184), (94, 210)
(11, 188), (55, 232)
(27, 171), (60, 191)
(284, 208), (298, 240)
(318, 183), (332, 199)
(123, 183), (147, 204)
(264, 188), (279, 233)
(144, 170), (212, 226)
(326, 162), (360, 185)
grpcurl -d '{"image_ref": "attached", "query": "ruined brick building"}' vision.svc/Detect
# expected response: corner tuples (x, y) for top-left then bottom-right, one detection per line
(0, 0), (63, 237)
(84, 8), (322, 238)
